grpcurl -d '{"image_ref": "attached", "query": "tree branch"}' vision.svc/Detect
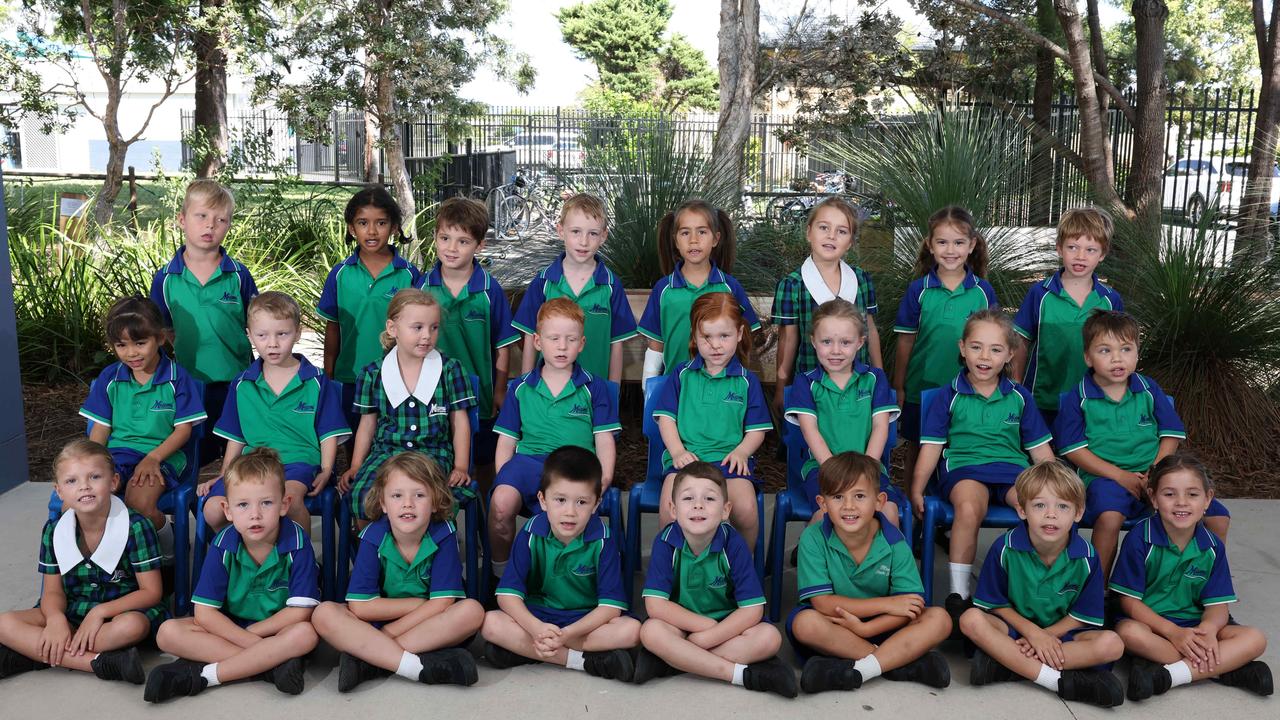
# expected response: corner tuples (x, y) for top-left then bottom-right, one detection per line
(756, 0), (810, 91)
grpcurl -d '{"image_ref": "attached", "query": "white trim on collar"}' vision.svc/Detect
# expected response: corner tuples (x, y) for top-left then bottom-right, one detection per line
(801, 256), (858, 306)
(381, 347), (443, 409)
(53, 495), (130, 576)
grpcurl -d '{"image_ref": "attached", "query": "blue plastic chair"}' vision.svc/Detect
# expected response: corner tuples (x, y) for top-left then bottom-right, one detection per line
(478, 379), (625, 598)
(763, 385), (908, 622)
(625, 376), (766, 604)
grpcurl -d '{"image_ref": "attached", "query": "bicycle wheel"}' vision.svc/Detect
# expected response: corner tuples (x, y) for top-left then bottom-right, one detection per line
(496, 195), (529, 239)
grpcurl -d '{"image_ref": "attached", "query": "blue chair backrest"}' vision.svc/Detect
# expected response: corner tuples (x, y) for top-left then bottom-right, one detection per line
(642, 376), (666, 487)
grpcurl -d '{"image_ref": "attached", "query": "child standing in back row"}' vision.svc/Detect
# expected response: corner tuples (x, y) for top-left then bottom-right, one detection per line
(639, 200), (760, 381)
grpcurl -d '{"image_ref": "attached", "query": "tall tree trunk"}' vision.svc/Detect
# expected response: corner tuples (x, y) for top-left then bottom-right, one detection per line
(1029, 0), (1058, 226)
(376, 69), (416, 242)
(1084, 0), (1114, 182)
(1129, 0), (1168, 233)
(363, 70), (379, 183)
(93, 82), (126, 226)
(193, 0), (228, 178)
(709, 0), (758, 199)
(1239, 0), (1280, 261)
(1053, 0), (1127, 217)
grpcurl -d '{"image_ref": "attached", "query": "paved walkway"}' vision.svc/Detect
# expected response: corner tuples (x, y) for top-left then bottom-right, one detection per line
(0, 482), (1274, 718)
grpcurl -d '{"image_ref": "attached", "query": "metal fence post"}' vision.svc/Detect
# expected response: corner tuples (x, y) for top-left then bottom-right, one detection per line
(332, 112), (340, 183)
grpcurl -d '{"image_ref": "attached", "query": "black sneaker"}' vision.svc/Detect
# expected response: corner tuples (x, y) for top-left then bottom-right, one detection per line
(0, 642), (46, 679)
(944, 594), (971, 637)
(144, 659), (208, 703)
(970, 648), (1014, 686)
(632, 647), (677, 685)
(1059, 669), (1125, 707)
(884, 650), (951, 688)
(484, 641), (538, 669)
(90, 647), (144, 684)
(337, 652), (386, 692)
(419, 648), (479, 686)
(744, 656), (799, 698)
(1219, 660), (1274, 696)
(1126, 657), (1171, 700)
(800, 656), (861, 694)
(264, 657), (305, 695)
(584, 649), (634, 682)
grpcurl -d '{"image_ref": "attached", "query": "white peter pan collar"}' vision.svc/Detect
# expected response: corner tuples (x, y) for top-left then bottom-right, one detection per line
(381, 347), (443, 409)
(53, 495), (130, 576)
(801, 255), (859, 306)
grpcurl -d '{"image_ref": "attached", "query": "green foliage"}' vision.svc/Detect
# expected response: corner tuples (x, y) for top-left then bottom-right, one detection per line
(1103, 0), (1255, 88)
(735, 219), (809, 294)
(655, 34), (717, 112)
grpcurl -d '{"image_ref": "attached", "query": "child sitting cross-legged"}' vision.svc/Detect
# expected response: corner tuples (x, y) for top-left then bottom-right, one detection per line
(480, 446), (639, 681)
(145, 448), (320, 702)
(635, 462), (798, 698)
(958, 460), (1126, 708)
(791, 452), (951, 694)
(1113, 453), (1271, 700)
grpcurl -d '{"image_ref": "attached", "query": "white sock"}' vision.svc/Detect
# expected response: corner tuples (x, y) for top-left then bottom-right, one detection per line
(565, 649), (586, 671)
(396, 651), (423, 680)
(854, 654), (882, 681)
(642, 349), (665, 383)
(731, 663), (747, 686)
(157, 522), (175, 561)
(1034, 664), (1062, 691)
(491, 559), (508, 577)
(1165, 660), (1193, 687)
(201, 663), (221, 687)
(949, 563), (973, 598)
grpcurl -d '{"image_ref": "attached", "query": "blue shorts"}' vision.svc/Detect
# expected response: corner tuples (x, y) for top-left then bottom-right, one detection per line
(1007, 624), (1085, 643)
(473, 416), (499, 467)
(898, 401), (921, 443)
(785, 604), (893, 663)
(1083, 477), (1232, 525)
(493, 453), (547, 513)
(937, 460), (1024, 504)
(1154, 614), (1237, 629)
(110, 447), (180, 492)
(206, 462), (321, 497)
(803, 467), (907, 517)
(527, 604), (590, 628)
(662, 459), (758, 488)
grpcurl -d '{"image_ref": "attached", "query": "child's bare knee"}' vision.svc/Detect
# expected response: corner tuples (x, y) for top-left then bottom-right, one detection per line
(283, 621), (319, 652)
(310, 602), (343, 634)
(1095, 630), (1124, 661)
(957, 607), (988, 637)
(453, 599), (485, 630)
(481, 610), (509, 641)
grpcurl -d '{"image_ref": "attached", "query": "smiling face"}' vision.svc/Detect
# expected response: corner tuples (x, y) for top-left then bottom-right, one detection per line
(386, 302), (441, 360)
(694, 314), (742, 373)
(812, 315), (864, 376)
(1151, 468), (1213, 534)
(435, 222), (483, 272)
(672, 474), (731, 538)
(929, 222), (974, 274)
(816, 473), (885, 536)
(538, 477), (600, 544)
(1017, 488), (1083, 547)
(534, 315), (586, 371)
(1084, 330), (1138, 389)
(674, 209), (720, 269)
(807, 205), (855, 263)
(223, 478), (288, 544)
(558, 208), (606, 265)
(248, 311), (299, 368)
(112, 331), (162, 377)
(54, 455), (119, 518)
(1058, 234), (1106, 280)
(348, 205), (397, 256)
(959, 319), (1011, 385)
(380, 469), (434, 537)
(177, 198), (232, 253)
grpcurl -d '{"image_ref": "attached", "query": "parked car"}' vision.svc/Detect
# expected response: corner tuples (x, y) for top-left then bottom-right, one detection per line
(1218, 158), (1280, 217)
(507, 130), (582, 169)
(1162, 159), (1221, 221)
(546, 135), (585, 170)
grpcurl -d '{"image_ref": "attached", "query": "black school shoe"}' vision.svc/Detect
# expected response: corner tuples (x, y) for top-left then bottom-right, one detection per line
(261, 656), (305, 695)
(144, 659), (208, 703)
(969, 648), (1014, 686)
(337, 652), (387, 693)
(944, 594), (971, 637)
(583, 649), (634, 682)
(419, 648), (479, 686)
(0, 642), (47, 679)
(743, 656), (799, 698)
(884, 650), (951, 688)
(483, 641), (538, 669)
(632, 647), (679, 685)
(91, 647), (144, 684)
(1059, 669), (1125, 707)
(800, 657), (862, 694)
(1126, 657), (1171, 701)
(1218, 660), (1274, 696)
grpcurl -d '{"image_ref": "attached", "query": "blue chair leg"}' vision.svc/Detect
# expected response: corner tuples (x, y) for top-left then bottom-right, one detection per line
(465, 497), (480, 599)
(319, 487), (338, 601)
(171, 486), (193, 616)
(897, 497), (914, 558)
(921, 501), (939, 606)
(192, 498), (212, 613)
(754, 490), (766, 581)
(337, 500), (353, 598)
(624, 493), (643, 603)
(767, 495), (789, 623)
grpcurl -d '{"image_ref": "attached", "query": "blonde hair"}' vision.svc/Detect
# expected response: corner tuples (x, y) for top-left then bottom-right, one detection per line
(225, 447), (286, 493)
(54, 438), (114, 477)
(811, 298), (867, 341)
(182, 179), (235, 215)
(1057, 207), (1114, 254)
(560, 193), (608, 225)
(248, 291), (301, 328)
(1014, 460), (1086, 510)
(381, 288), (441, 350)
(363, 452), (454, 522)
(807, 196), (859, 238)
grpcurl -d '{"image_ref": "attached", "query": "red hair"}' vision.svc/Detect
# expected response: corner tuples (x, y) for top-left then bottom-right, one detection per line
(687, 292), (752, 362)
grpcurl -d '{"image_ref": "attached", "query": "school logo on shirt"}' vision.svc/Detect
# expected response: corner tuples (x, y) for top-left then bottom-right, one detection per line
(874, 564), (891, 577)
(383, 286), (402, 299)
(293, 401), (316, 414)
(464, 309), (487, 322)
(1183, 566), (1208, 581)
(266, 580), (290, 592)
(587, 303), (608, 315)
(1057, 583), (1080, 596)
(857, 388), (873, 400)
(1137, 413), (1154, 427)
(418, 567), (432, 582)
(109, 567), (128, 582)
(429, 403), (448, 416)
(218, 291), (240, 304)
(1003, 412), (1021, 425)
(150, 400), (175, 412)
(707, 574), (727, 589)
(723, 391), (745, 405)
(568, 403), (590, 417)
(571, 563), (596, 577)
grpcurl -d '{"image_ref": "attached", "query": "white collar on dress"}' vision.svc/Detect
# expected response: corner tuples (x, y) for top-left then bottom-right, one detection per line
(800, 255), (859, 306)
(381, 346), (443, 409)
(53, 495), (130, 575)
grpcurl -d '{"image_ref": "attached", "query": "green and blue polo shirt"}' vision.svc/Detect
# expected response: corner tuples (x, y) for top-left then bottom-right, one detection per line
(494, 363), (620, 457)
(496, 513), (628, 615)
(1013, 271), (1124, 411)
(421, 260), (520, 420)
(642, 522), (766, 621)
(920, 372), (1052, 470)
(796, 513), (922, 604)
(316, 247), (425, 384)
(652, 356), (773, 469)
(785, 363), (899, 480)
(213, 355), (350, 466)
(192, 519), (320, 624)
(345, 516), (465, 602)
(79, 353), (207, 477)
(771, 261), (878, 372)
(512, 253), (638, 379)
(1055, 372), (1185, 484)
(638, 263), (762, 372)
(893, 268), (999, 403)
(150, 247), (258, 384)
(1110, 516), (1236, 622)
(974, 522), (1106, 629)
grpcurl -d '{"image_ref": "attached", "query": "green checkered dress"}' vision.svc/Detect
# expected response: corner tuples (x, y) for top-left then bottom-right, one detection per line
(38, 510), (168, 631)
(771, 265), (878, 375)
(348, 355), (477, 518)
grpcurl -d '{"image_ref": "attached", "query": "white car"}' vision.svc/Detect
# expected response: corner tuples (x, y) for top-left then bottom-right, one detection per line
(1217, 159), (1280, 218)
(507, 130), (582, 169)
(1162, 159), (1221, 221)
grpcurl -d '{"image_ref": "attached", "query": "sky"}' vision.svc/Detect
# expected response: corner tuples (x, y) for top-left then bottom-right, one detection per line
(463, 0), (1127, 107)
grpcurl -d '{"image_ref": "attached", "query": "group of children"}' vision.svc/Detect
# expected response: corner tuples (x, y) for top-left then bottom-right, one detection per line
(0, 179), (1270, 706)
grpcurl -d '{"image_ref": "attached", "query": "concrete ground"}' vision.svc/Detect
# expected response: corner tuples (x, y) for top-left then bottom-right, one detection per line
(0, 481), (1274, 719)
